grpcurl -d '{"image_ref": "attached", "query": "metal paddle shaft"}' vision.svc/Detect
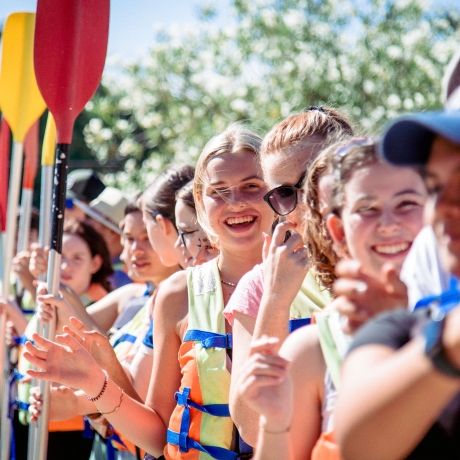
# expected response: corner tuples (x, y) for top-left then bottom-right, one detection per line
(0, 12), (45, 457)
(31, 1), (110, 458)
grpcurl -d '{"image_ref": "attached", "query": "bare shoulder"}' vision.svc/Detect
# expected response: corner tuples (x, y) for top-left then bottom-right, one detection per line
(280, 324), (325, 379)
(153, 270), (189, 325)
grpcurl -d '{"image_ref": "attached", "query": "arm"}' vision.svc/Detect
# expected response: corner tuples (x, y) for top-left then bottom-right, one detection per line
(335, 311), (460, 460)
(24, 273), (187, 457)
(86, 283), (144, 332)
(238, 327), (324, 460)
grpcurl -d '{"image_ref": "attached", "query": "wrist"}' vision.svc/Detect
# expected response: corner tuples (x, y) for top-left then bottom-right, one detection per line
(85, 368), (107, 399)
(260, 416), (290, 434)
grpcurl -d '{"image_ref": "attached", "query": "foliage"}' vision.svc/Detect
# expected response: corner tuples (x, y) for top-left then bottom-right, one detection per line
(83, 0), (460, 191)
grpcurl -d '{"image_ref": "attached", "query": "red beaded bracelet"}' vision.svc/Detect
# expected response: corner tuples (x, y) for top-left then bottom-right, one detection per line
(88, 370), (108, 402)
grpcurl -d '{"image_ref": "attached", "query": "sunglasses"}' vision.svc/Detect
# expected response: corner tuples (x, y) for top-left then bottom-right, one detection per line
(178, 228), (199, 248)
(263, 171), (306, 216)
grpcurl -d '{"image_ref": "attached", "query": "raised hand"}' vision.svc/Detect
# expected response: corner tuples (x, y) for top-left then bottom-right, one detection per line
(235, 336), (292, 431)
(263, 221), (309, 308)
(333, 259), (408, 333)
(65, 317), (118, 370)
(23, 331), (105, 398)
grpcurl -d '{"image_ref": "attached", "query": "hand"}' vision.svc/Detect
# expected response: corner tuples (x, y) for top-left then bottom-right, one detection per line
(23, 331), (105, 398)
(13, 251), (36, 289)
(333, 260), (408, 334)
(235, 336), (292, 431)
(29, 244), (49, 279)
(29, 385), (79, 422)
(65, 317), (118, 370)
(36, 291), (74, 324)
(263, 221), (309, 308)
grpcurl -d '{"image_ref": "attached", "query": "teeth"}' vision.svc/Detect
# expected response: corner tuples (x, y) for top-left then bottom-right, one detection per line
(226, 215), (255, 225)
(374, 242), (410, 255)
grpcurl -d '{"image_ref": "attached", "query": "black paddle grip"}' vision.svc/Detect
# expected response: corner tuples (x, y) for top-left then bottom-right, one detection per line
(50, 143), (69, 254)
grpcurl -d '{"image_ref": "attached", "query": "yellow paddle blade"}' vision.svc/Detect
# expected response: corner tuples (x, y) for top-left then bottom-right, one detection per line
(41, 112), (56, 166)
(0, 12), (46, 142)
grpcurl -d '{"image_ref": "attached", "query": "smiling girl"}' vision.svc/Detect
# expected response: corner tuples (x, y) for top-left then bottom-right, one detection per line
(24, 124), (275, 459)
(236, 138), (427, 459)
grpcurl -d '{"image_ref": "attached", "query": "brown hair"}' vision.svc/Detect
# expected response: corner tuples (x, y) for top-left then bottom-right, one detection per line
(63, 220), (113, 292)
(193, 124), (262, 243)
(260, 106), (353, 164)
(142, 164), (195, 226)
(176, 180), (195, 211)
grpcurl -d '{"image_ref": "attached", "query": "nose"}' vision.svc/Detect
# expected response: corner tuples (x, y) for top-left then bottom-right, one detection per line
(377, 209), (401, 236)
(225, 188), (246, 207)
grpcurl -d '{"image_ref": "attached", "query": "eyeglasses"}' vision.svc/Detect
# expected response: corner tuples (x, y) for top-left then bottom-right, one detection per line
(178, 229), (199, 248)
(263, 171), (306, 216)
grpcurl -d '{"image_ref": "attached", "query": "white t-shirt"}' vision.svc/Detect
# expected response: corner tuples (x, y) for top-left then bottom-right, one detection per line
(400, 226), (450, 308)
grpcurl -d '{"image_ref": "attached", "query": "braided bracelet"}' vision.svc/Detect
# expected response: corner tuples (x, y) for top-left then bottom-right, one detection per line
(100, 389), (124, 416)
(88, 370), (108, 402)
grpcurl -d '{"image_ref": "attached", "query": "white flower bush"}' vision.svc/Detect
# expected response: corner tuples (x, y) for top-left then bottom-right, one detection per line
(82, 0), (460, 188)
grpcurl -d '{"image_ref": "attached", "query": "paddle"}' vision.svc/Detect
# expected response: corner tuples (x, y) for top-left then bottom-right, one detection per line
(26, 112), (56, 460)
(0, 13), (45, 458)
(16, 120), (40, 295)
(31, 1), (110, 458)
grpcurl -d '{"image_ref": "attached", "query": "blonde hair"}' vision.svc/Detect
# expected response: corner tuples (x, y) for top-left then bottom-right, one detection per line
(193, 124), (262, 244)
(260, 106), (353, 163)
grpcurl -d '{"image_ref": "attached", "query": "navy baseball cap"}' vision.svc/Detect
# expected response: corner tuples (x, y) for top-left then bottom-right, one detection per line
(380, 110), (460, 165)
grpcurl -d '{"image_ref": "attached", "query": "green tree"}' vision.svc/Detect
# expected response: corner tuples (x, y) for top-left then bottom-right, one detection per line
(84, 0), (460, 190)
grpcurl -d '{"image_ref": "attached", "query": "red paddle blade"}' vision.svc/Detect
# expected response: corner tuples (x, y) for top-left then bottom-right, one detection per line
(23, 119), (40, 189)
(0, 118), (10, 232)
(34, 0), (110, 144)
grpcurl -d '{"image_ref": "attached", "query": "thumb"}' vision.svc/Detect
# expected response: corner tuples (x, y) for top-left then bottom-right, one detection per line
(383, 264), (406, 295)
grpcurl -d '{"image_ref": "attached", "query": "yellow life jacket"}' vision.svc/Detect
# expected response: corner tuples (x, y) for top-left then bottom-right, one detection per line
(165, 258), (236, 460)
(288, 270), (331, 332)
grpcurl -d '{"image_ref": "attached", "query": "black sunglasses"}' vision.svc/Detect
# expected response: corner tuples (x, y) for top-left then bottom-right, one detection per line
(263, 171), (306, 216)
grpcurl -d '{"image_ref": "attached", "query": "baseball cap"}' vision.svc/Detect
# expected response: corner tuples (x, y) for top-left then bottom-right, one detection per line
(67, 169), (105, 202)
(380, 110), (460, 165)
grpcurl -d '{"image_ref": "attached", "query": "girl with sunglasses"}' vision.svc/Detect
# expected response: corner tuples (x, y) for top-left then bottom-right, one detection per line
(24, 124), (274, 459)
(236, 138), (427, 459)
(226, 107), (353, 447)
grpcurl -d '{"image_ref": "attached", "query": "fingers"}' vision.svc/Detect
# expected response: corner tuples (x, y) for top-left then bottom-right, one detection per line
(271, 221), (296, 247)
(262, 232), (271, 261)
(250, 336), (282, 356)
(335, 259), (364, 278)
(333, 278), (368, 299)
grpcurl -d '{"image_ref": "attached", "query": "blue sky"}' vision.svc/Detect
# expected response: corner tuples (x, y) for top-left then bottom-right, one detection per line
(0, 0), (229, 64)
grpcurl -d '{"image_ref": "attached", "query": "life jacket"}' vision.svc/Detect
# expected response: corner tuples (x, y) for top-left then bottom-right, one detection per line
(165, 259), (236, 460)
(288, 270), (331, 333)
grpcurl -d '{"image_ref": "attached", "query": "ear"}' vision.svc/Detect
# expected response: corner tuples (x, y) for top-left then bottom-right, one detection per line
(326, 213), (347, 257)
(90, 254), (103, 275)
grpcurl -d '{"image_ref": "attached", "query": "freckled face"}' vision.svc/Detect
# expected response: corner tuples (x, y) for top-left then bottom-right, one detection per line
(201, 150), (273, 253)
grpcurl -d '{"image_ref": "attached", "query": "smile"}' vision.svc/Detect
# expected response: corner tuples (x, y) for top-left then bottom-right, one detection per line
(372, 242), (411, 255)
(224, 215), (255, 226)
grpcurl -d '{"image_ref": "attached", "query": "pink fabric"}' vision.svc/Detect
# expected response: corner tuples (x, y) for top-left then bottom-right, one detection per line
(224, 263), (264, 325)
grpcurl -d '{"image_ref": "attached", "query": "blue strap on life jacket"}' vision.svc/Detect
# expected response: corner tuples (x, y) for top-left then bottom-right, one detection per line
(414, 277), (460, 314)
(13, 335), (31, 346)
(112, 333), (137, 349)
(142, 321), (154, 349)
(167, 429), (238, 460)
(183, 329), (232, 349)
(288, 317), (311, 333)
(169, 387), (237, 459)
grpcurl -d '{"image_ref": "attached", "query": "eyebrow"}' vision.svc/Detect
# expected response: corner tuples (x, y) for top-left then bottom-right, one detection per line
(207, 175), (263, 187)
(354, 189), (425, 201)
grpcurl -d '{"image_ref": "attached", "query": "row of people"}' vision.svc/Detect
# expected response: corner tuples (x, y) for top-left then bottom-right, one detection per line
(3, 101), (459, 460)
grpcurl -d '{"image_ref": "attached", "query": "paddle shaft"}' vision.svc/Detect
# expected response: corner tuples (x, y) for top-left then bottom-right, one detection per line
(32, 142), (69, 460)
